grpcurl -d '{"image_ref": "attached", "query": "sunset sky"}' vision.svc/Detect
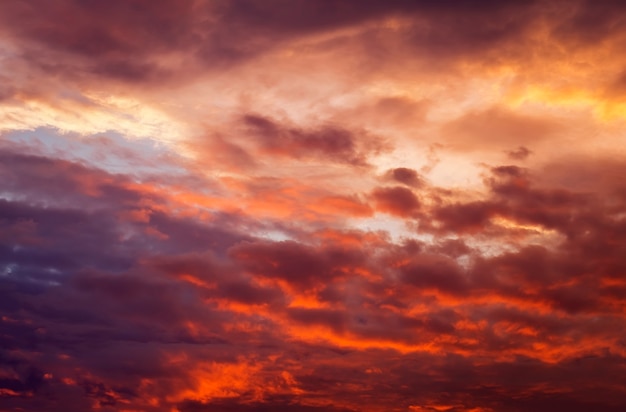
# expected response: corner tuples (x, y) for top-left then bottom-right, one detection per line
(1, 1), (626, 411)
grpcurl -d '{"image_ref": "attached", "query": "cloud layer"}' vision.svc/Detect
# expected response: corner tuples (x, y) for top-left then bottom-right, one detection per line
(1, 1), (626, 411)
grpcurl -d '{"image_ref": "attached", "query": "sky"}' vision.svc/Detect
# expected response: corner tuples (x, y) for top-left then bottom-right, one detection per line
(1, 1), (626, 411)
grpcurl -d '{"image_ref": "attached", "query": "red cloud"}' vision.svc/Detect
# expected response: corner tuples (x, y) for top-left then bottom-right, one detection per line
(371, 186), (420, 217)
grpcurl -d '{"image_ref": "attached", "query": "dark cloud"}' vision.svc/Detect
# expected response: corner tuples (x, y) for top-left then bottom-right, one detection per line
(2, 136), (626, 412)
(371, 186), (420, 217)
(429, 238), (472, 257)
(0, 0), (419, 84)
(507, 146), (532, 160)
(243, 114), (383, 166)
(432, 201), (504, 233)
(0, 352), (46, 397)
(287, 307), (347, 334)
(400, 254), (468, 295)
(0, 0), (199, 83)
(230, 240), (365, 288)
(0, 0), (558, 86)
(551, 0), (626, 46)
(386, 167), (425, 187)
(178, 398), (357, 412)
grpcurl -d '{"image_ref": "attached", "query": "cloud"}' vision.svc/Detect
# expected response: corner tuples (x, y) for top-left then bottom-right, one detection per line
(371, 186), (420, 217)
(442, 107), (561, 152)
(2, 151), (626, 409)
(432, 201), (505, 234)
(230, 240), (366, 289)
(242, 114), (385, 166)
(386, 167), (425, 187)
(506, 146), (532, 160)
(2, 2), (626, 411)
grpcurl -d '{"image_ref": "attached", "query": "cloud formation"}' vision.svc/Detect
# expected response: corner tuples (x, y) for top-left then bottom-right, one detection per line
(1, 1), (626, 411)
